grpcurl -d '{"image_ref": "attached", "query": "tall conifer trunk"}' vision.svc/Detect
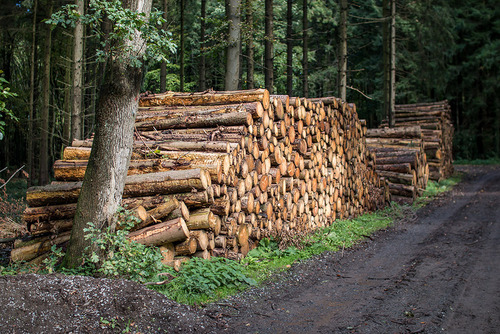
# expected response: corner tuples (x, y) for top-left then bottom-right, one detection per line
(245, 0), (254, 89)
(39, 1), (52, 186)
(160, 0), (168, 92)
(27, 0), (37, 187)
(71, 0), (84, 141)
(338, 0), (348, 100)
(264, 0), (273, 93)
(225, 0), (241, 91)
(286, 0), (293, 96)
(179, 0), (185, 92)
(199, 0), (207, 91)
(302, 0), (308, 97)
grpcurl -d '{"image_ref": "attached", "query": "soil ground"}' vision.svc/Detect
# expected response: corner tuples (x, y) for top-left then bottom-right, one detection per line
(1, 165), (499, 333)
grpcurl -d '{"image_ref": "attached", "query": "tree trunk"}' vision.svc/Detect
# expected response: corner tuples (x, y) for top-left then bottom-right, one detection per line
(389, 0), (396, 126)
(179, 0), (185, 91)
(245, 0), (254, 89)
(286, 0), (293, 96)
(160, 0), (168, 92)
(199, 0), (206, 91)
(225, 0), (241, 90)
(382, 0), (390, 126)
(338, 0), (347, 100)
(27, 0), (37, 187)
(383, 0), (395, 127)
(39, 0), (52, 186)
(71, 0), (84, 141)
(264, 0), (273, 93)
(62, 0), (154, 268)
(62, 42), (72, 147)
(302, 0), (308, 97)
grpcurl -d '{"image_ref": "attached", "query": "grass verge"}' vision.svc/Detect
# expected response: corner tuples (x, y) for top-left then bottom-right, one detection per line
(1, 174), (461, 306)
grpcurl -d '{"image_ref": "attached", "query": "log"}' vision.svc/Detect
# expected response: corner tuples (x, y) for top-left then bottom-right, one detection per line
(174, 238), (198, 255)
(11, 231), (71, 262)
(132, 198), (180, 231)
(159, 243), (176, 264)
(190, 230), (209, 250)
(366, 126), (422, 139)
(63, 147), (142, 160)
(128, 218), (189, 246)
(139, 88), (271, 110)
(186, 208), (217, 230)
(135, 111), (253, 131)
(27, 169), (211, 206)
(193, 249), (211, 259)
(138, 101), (265, 120)
(29, 219), (73, 236)
(166, 191), (212, 209)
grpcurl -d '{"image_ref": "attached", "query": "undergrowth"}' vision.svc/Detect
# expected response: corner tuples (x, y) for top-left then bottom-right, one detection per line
(453, 157), (500, 165)
(0, 178), (27, 239)
(413, 173), (462, 208)
(0, 173), (462, 306)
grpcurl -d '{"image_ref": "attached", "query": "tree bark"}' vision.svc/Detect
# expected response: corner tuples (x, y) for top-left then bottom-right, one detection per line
(160, 0), (168, 92)
(62, 0), (154, 268)
(264, 0), (273, 93)
(27, 0), (37, 187)
(383, 0), (396, 127)
(198, 0), (206, 91)
(225, 0), (241, 90)
(286, 0), (293, 96)
(39, 0), (52, 186)
(71, 0), (84, 141)
(179, 0), (185, 91)
(389, 0), (396, 126)
(338, 0), (347, 100)
(245, 0), (254, 89)
(302, 0), (308, 97)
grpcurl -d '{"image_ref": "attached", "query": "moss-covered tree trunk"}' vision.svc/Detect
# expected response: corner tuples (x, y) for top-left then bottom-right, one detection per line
(63, 0), (153, 268)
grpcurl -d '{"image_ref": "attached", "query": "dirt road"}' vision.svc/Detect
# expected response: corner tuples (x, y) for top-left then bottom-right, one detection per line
(213, 165), (500, 333)
(1, 166), (499, 333)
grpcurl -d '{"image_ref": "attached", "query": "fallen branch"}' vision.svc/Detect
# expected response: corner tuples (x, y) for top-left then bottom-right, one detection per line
(0, 165), (25, 190)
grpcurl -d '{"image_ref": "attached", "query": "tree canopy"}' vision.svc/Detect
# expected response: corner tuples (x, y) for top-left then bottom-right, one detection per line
(0, 0), (498, 186)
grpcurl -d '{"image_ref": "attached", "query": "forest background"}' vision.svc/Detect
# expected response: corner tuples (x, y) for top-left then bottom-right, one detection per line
(0, 0), (498, 187)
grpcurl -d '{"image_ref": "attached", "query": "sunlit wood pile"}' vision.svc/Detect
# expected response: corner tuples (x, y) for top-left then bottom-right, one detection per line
(16, 89), (390, 267)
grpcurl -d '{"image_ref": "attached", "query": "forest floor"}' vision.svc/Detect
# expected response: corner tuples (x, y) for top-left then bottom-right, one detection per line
(0, 165), (499, 333)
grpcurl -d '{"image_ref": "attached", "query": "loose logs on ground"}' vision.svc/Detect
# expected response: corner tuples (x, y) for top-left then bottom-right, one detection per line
(17, 89), (390, 266)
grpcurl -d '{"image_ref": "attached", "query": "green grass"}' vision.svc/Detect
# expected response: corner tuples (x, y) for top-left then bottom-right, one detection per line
(413, 173), (462, 208)
(1, 173), (463, 307)
(454, 157), (500, 165)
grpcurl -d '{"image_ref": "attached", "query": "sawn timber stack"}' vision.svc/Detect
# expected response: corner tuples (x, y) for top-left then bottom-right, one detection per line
(18, 89), (389, 266)
(380, 100), (453, 180)
(366, 126), (429, 204)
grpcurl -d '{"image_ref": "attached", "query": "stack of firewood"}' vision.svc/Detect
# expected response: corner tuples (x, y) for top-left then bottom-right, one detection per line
(381, 101), (453, 180)
(16, 89), (389, 266)
(365, 126), (429, 204)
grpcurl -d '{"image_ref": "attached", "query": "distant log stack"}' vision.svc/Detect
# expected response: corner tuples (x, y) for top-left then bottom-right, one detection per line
(17, 89), (389, 265)
(380, 101), (454, 180)
(365, 126), (429, 204)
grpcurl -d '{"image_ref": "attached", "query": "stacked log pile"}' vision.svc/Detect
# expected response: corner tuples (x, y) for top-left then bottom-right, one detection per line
(365, 126), (429, 204)
(381, 100), (453, 180)
(16, 89), (389, 266)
